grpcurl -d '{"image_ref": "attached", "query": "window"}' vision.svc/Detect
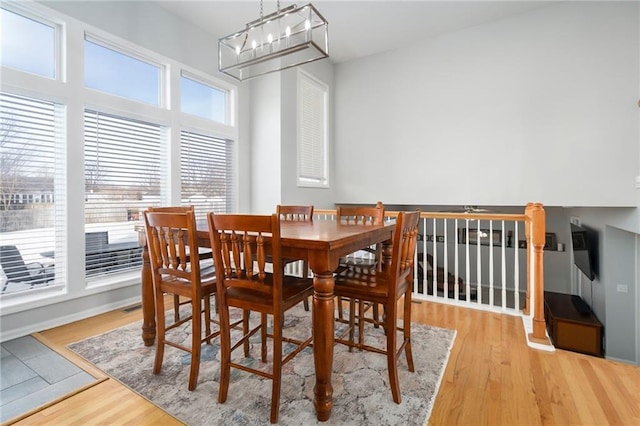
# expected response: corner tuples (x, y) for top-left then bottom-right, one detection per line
(0, 2), (237, 310)
(180, 74), (227, 123)
(0, 7), (56, 78)
(180, 131), (234, 219)
(84, 37), (161, 106)
(0, 92), (62, 294)
(84, 110), (163, 278)
(297, 70), (328, 187)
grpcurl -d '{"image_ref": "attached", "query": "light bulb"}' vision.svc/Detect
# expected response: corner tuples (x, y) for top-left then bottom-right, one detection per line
(235, 46), (241, 56)
(285, 26), (291, 37)
(305, 20), (311, 31)
(267, 33), (273, 44)
(252, 40), (257, 50)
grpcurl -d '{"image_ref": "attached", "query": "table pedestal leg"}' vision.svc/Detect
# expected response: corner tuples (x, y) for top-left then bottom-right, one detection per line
(312, 271), (335, 421)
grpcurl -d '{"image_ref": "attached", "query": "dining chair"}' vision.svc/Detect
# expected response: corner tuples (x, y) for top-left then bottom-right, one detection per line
(333, 210), (420, 404)
(207, 212), (314, 424)
(335, 201), (385, 334)
(276, 204), (313, 311)
(143, 208), (219, 391)
(148, 205), (213, 322)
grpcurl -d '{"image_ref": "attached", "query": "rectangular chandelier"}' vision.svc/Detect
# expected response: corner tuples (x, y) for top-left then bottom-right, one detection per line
(218, 3), (329, 81)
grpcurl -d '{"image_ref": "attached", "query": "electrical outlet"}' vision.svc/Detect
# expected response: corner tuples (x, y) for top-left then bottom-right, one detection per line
(616, 284), (628, 293)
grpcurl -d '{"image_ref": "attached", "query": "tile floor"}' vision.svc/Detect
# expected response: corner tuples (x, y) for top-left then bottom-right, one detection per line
(1, 335), (95, 423)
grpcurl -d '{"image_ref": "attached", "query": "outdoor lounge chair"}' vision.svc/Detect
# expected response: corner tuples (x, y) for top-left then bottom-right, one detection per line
(0, 245), (54, 293)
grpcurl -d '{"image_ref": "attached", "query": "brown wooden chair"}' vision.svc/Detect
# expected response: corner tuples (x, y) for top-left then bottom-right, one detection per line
(333, 210), (420, 404)
(335, 201), (385, 333)
(148, 205), (213, 322)
(276, 204), (313, 311)
(208, 213), (313, 424)
(143, 208), (218, 391)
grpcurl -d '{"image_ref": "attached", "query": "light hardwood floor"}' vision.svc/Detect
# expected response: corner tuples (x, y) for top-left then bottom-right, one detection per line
(9, 299), (640, 425)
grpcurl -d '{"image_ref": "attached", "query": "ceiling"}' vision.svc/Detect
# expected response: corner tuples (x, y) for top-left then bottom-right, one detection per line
(157, 1), (552, 64)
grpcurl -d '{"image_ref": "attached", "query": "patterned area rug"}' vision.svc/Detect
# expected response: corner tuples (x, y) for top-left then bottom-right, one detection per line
(68, 305), (456, 425)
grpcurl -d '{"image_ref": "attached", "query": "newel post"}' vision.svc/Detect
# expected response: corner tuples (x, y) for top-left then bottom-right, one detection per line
(528, 203), (550, 344)
(523, 203), (532, 315)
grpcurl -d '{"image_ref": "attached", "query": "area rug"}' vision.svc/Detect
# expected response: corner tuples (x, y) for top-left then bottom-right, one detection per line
(68, 305), (456, 425)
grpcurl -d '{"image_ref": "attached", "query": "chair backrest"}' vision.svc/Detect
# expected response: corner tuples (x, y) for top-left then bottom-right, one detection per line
(143, 209), (202, 292)
(147, 206), (196, 245)
(336, 201), (384, 225)
(276, 205), (314, 222)
(148, 205), (194, 213)
(387, 210), (421, 294)
(207, 213), (282, 301)
(0, 245), (30, 281)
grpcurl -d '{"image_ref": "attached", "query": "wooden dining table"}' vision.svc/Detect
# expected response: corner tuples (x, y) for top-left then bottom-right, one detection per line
(136, 218), (395, 421)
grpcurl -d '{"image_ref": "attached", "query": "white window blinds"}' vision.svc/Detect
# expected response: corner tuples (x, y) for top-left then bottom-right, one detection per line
(84, 109), (163, 277)
(297, 71), (328, 187)
(180, 130), (234, 219)
(0, 92), (61, 294)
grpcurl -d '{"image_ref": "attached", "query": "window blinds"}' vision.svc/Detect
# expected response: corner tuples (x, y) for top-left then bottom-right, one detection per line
(0, 92), (61, 293)
(180, 130), (234, 219)
(83, 109), (163, 277)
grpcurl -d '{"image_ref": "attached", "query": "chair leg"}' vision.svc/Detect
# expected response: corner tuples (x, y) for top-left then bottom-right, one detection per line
(173, 294), (181, 322)
(153, 289), (166, 376)
(358, 300), (366, 347)
(188, 297), (202, 391)
(337, 296), (344, 320)
(386, 303), (401, 404)
(348, 299), (356, 352)
(270, 312), (284, 424)
(404, 288), (415, 372)
(204, 295), (212, 344)
(243, 309), (251, 357)
(218, 302), (231, 403)
(302, 263), (310, 311)
(261, 313), (268, 362)
(372, 303), (380, 328)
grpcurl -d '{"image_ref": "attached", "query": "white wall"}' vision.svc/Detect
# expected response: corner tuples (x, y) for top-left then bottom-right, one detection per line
(250, 74), (282, 214)
(334, 2), (639, 208)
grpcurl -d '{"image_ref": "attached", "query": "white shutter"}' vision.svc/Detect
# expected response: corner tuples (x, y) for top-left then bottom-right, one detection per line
(83, 109), (163, 278)
(298, 71), (328, 187)
(0, 92), (62, 294)
(180, 130), (234, 219)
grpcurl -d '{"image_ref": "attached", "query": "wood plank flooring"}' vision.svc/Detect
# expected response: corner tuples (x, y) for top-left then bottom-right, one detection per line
(8, 299), (640, 425)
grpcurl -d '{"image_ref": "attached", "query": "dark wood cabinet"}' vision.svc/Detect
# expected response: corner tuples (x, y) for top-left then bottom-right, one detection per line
(544, 291), (603, 357)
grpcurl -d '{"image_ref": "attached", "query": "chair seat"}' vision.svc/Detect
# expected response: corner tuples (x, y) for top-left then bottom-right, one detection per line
(334, 267), (411, 303)
(159, 273), (216, 296)
(226, 274), (313, 312)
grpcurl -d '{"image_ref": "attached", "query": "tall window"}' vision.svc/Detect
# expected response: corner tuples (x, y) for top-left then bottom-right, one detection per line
(297, 70), (329, 188)
(0, 92), (61, 294)
(84, 110), (163, 278)
(180, 131), (234, 218)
